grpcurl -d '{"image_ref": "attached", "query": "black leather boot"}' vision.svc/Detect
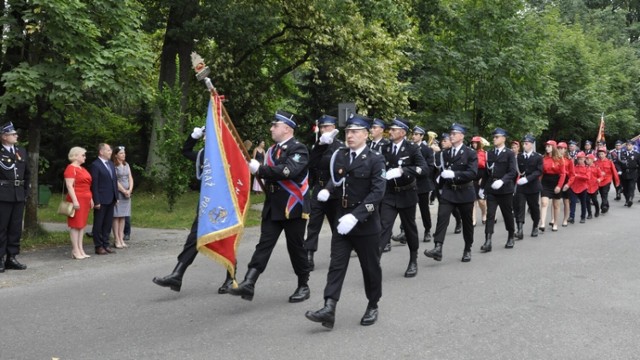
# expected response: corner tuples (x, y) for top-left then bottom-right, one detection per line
(217, 267), (236, 294)
(515, 222), (524, 240)
(531, 222), (539, 237)
(461, 250), (471, 262)
(228, 268), (260, 301)
(454, 222), (462, 234)
(360, 305), (378, 326)
(404, 251), (418, 278)
(505, 232), (515, 248)
(480, 234), (492, 252)
(423, 232), (432, 242)
(305, 298), (337, 329)
(289, 274), (311, 303)
(307, 251), (315, 271)
(391, 230), (407, 244)
(152, 262), (188, 292)
(424, 243), (443, 261)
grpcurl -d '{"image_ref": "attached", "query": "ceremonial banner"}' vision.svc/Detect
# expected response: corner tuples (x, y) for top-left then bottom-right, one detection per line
(596, 113), (606, 146)
(196, 95), (250, 279)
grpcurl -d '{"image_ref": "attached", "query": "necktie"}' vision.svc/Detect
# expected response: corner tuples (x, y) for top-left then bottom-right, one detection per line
(525, 153), (529, 160)
(350, 151), (356, 164)
(370, 142), (376, 149)
(393, 145), (397, 155)
(10, 147), (15, 155)
(104, 161), (113, 178)
(452, 148), (456, 158)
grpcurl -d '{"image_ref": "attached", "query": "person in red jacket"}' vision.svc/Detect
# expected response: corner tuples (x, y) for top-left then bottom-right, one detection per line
(470, 136), (487, 226)
(540, 140), (566, 232)
(595, 146), (620, 214)
(568, 152), (589, 223)
(557, 142), (574, 227)
(585, 154), (602, 218)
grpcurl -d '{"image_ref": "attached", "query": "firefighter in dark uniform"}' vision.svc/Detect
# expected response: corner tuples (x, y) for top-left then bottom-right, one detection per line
(305, 114), (386, 329)
(0, 122), (30, 272)
(583, 140), (595, 156)
(152, 126), (234, 293)
(379, 117), (428, 277)
(305, 115), (343, 270)
(230, 110), (312, 303)
(619, 140), (640, 207)
(480, 128), (517, 252)
(368, 118), (389, 152)
(434, 133), (463, 234)
(610, 140), (624, 200)
(568, 140), (579, 159)
(514, 134), (543, 239)
(424, 123), (477, 262)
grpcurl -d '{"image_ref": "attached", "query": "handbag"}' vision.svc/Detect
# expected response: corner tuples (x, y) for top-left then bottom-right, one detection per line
(57, 169), (76, 218)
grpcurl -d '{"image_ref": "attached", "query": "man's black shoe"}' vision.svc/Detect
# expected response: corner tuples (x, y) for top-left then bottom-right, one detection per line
(461, 251), (471, 262)
(360, 306), (378, 326)
(424, 243), (442, 261)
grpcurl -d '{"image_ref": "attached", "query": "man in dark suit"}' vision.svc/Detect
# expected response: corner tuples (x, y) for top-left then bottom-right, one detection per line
(424, 123), (478, 262)
(379, 117), (427, 277)
(619, 140), (640, 207)
(152, 126), (235, 294)
(0, 121), (30, 271)
(305, 114), (386, 329)
(305, 115), (343, 270)
(230, 110), (312, 302)
(480, 128), (518, 252)
(90, 143), (118, 255)
(514, 134), (543, 239)
(367, 118), (389, 152)
(412, 126), (435, 242)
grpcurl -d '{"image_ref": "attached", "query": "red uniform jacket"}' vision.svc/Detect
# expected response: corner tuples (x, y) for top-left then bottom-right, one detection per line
(543, 156), (566, 188)
(569, 164), (589, 193)
(587, 165), (602, 194)
(562, 156), (574, 188)
(595, 158), (620, 187)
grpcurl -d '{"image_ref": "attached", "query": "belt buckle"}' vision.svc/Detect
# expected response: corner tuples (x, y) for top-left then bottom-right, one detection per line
(342, 198), (348, 208)
(14, 180), (21, 186)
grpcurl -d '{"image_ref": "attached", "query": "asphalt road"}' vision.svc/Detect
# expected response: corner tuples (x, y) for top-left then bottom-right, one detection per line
(1, 198), (639, 360)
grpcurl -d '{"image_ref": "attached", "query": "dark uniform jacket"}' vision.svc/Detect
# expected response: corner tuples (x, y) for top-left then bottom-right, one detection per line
(309, 139), (344, 199)
(619, 150), (640, 180)
(515, 151), (543, 194)
(439, 145), (478, 204)
(182, 135), (204, 187)
(483, 147), (517, 195)
(416, 142), (435, 194)
(382, 139), (428, 208)
(325, 147), (386, 236)
(256, 137), (310, 221)
(367, 137), (390, 153)
(0, 145), (30, 202)
(610, 149), (623, 171)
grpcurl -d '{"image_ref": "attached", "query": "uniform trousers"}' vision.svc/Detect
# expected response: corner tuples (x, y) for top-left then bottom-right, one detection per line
(0, 201), (25, 257)
(433, 199), (474, 251)
(379, 203), (419, 252)
(598, 184), (611, 211)
(569, 190), (588, 220)
(621, 178), (636, 202)
(324, 232), (382, 307)
(484, 193), (515, 234)
(587, 192), (599, 216)
(177, 208), (199, 265)
(92, 201), (115, 249)
(417, 192), (432, 234)
(514, 192), (540, 225)
(304, 193), (336, 252)
(248, 217), (310, 277)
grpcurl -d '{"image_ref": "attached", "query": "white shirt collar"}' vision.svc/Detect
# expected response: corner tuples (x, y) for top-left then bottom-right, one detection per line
(350, 144), (367, 158)
(278, 136), (294, 147)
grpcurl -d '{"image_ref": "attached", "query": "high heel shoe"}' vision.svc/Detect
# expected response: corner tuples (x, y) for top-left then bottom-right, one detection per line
(549, 222), (555, 227)
(115, 245), (124, 249)
(82, 254), (91, 258)
(551, 225), (558, 232)
(561, 222), (568, 227)
(72, 253), (86, 260)
(538, 226), (545, 232)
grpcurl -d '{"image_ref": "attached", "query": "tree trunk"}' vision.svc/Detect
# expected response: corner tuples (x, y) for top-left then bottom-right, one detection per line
(146, 0), (198, 172)
(23, 99), (45, 232)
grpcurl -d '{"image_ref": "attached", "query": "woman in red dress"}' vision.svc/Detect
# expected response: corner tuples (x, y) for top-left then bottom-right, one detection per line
(470, 136), (487, 226)
(64, 147), (93, 259)
(540, 140), (566, 232)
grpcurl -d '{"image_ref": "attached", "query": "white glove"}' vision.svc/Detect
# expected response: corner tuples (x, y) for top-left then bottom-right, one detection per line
(248, 159), (260, 175)
(491, 179), (504, 190)
(385, 167), (403, 180)
(478, 188), (485, 199)
(319, 129), (339, 145)
(517, 177), (528, 185)
(337, 214), (358, 235)
(441, 169), (455, 179)
(191, 126), (205, 139)
(317, 189), (330, 202)
(618, 171), (622, 175)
